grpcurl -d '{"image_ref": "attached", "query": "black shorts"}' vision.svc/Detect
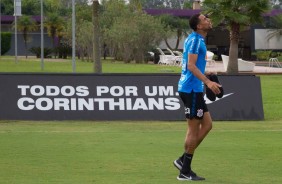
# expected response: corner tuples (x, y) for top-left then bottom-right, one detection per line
(179, 91), (208, 120)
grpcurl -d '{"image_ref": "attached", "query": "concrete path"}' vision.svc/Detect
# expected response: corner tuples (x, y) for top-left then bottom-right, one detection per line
(205, 61), (282, 74)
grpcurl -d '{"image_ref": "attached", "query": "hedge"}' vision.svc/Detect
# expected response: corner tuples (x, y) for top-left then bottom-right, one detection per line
(1, 32), (12, 55)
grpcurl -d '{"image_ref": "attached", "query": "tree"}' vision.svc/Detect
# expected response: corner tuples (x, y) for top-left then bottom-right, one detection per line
(93, 0), (102, 73)
(1, 0), (13, 15)
(162, 0), (183, 8)
(203, 0), (270, 74)
(100, 0), (129, 30)
(64, 19), (93, 61)
(1, 0), (72, 16)
(44, 12), (65, 57)
(76, 3), (92, 22)
(22, 0), (41, 15)
(270, 0), (282, 9)
(137, 0), (193, 9)
(44, 0), (71, 16)
(137, 0), (165, 8)
(16, 15), (38, 58)
(100, 0), (130, 60)
(129, 0), (143, 11)
(267, 14), (282, 41)
(159, 14), (190, 50)
(182, 0), (193, 9)
(101, 0), (166, 63)
(104, 10), (166, 63)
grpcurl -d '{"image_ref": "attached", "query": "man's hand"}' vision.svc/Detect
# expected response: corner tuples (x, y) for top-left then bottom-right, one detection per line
(206, 80), (221, 95)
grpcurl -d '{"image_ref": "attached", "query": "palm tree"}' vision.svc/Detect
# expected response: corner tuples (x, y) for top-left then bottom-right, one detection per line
(44, 12), (65, 58)
(93, 0), (102, 73)
(267, 14), (282, 42)
(16, 15), (38, 58)
(203, 0), (270, 74)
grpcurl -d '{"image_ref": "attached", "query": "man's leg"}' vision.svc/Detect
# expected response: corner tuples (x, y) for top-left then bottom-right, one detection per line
(177, 118), (206, 181)
(181, 118), (200, 174)
(175, 92), (210, 180)
(195, 112), (213, 148)
(175, 112), (212, 169)
(185, 118), (201, 154)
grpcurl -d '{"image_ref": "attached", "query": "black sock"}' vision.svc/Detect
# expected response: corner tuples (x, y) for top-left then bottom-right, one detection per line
(179, 153), (185, 162)
(180, 153), (193, 174)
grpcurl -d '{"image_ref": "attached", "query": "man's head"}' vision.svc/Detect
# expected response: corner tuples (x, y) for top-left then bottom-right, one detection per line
(189, 14), (212, 32)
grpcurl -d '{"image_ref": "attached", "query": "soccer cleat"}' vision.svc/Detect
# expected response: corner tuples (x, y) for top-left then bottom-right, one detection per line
(177, 170), (205, 181)
(173, 158), (183, 170)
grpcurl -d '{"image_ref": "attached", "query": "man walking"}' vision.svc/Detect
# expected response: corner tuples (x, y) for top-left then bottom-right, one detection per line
(174, 14), (221, 181)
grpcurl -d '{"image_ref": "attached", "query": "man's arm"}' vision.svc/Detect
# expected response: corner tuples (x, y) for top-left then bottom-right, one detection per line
(188, 54), (221, 94)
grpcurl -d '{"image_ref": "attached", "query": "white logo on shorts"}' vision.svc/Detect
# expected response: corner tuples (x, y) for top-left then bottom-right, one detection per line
(197, 109), (203, 117)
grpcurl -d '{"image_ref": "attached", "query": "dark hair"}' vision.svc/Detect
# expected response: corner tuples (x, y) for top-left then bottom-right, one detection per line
(189, 14), (201, 31)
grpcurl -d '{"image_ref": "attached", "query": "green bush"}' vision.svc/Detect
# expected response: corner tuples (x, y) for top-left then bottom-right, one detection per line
(1, 32), (12, 55)
(252, 50), (272, 61)
(269, 51), (281, 58)
(29, 47), (53, 58)
(56, 45), (72, 59)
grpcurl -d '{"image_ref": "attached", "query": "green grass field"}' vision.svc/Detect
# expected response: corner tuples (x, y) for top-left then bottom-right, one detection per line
(0, 57), (282, 183)
(0, 56), (181, 73)
(0, 121), (282, 184)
